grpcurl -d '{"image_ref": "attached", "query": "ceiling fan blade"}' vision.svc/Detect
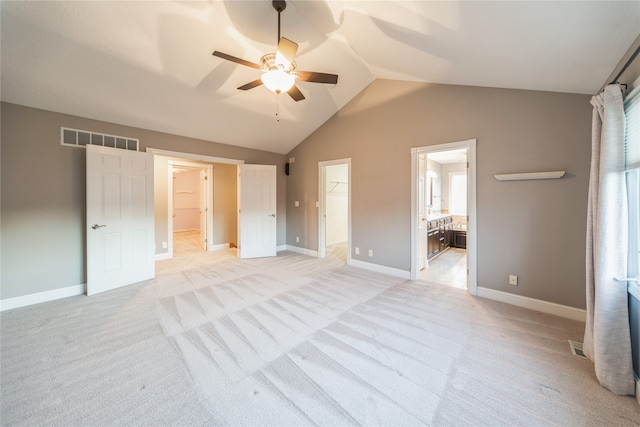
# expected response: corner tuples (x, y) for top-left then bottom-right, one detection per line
(296, 71), (338, 85)
(212, 51), (261, 70)
(238, 79), (264, 90)
(288, 85), (305, 102)
(275, 37), (298, 69)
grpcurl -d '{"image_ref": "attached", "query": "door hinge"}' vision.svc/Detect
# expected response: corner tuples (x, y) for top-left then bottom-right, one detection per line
(204, 238), (208, 243)
(204, 207), (208, 212)
(204, 175), (208, 180)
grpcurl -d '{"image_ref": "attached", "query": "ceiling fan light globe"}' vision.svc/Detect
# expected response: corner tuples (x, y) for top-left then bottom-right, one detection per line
(261, 69), (295, 94)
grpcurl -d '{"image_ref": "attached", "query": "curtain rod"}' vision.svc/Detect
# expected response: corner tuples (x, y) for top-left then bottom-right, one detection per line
(609, 42), (640, 85)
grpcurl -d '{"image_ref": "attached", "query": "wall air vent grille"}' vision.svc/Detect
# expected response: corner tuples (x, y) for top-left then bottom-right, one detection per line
(60, 127), (139, 151)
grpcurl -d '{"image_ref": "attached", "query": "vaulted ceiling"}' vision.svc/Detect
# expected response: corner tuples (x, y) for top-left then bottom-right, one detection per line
(2, 1), (639, 154)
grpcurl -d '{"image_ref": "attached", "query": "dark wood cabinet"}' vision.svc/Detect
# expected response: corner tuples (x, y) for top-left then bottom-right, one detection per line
(453, 230), (467, 249)
(427, 222), (440, 260)
(427, 216), (455, 260)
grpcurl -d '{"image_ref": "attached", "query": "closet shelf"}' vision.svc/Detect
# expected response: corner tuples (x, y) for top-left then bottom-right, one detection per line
(494, 171), (565, 181)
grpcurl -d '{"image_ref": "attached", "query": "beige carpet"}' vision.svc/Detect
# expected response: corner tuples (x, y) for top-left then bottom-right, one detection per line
(1, 248), (639, 426)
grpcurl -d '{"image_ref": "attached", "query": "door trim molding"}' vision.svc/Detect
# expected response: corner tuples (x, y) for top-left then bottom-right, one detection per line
(147, 148), (244, 165)
(410, 139), (478, 295)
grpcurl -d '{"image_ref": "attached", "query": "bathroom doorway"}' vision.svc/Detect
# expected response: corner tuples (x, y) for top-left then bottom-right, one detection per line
(411, 140), (477, 294)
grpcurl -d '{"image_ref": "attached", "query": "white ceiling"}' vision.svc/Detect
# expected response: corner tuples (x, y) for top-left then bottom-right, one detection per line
(428, 149), (467, 164)
(2, 1), (639, 155)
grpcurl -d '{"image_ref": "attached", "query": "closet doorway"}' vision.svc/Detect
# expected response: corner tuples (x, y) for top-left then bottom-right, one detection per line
(318, 159), (351, 263)
(170, 161), (213, 256)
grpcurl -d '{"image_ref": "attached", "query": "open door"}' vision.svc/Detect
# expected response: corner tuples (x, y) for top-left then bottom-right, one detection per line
(199, 167), (211, 251)
(238, 164), (277, 259)
(86, 145), (155, 295)
(418, 154), (428, 270)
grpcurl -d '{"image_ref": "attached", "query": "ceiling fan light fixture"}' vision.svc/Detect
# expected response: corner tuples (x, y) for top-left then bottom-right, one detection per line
(261, 69), (295, 94)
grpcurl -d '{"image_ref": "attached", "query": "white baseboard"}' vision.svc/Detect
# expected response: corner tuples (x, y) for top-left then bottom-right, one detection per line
(277, 244), (287, 252)
(155, 252), (171, 261)
(476, 287), (586, 322)
(348, 259), (411, 280)
(209, 243), (230, 251)
(0, 284), (85, 312)
(283, 245), (319, 257)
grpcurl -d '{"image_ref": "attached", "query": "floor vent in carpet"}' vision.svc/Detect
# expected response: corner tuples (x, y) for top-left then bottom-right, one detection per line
(568, 340), (586, 358)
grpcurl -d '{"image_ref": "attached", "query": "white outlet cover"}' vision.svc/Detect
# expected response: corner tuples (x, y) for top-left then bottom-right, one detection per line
(294, 201), (299, 207)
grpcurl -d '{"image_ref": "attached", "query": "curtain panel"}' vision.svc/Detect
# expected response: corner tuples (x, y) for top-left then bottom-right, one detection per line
(584, 84), (634, 395)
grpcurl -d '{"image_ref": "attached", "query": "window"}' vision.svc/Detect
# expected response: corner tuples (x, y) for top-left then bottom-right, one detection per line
(449, 172), (467, 215)
(624, 79), (639, 287)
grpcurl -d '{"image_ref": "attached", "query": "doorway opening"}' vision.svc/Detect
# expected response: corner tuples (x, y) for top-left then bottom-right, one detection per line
(171, 162), (212, 256)
(149, 148), (244, 260)
(168, 160), (213, 255)
(318, 159), (351, 264)
(411, 140), (477, 295)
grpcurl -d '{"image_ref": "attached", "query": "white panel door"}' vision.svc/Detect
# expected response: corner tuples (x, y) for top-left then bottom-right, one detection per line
(86, 145), (155, 295)
(238, 164), (277, 259)
(418, 155), (428, 270)
(199, 169), (207, 251)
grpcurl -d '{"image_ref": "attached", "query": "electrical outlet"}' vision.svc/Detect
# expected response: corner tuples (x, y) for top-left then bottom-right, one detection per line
(509, 275), (518, 286)
(368, 249), (373, 257)
(294, 201), (299, 207)
(162, 241), (168, 249)
(296, 236), (300, 243)
(355, 247), (360, 255)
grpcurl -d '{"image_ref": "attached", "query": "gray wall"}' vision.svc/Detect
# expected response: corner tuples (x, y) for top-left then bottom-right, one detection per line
(286, 81), (591, 309)
(1, 102), (287, 300)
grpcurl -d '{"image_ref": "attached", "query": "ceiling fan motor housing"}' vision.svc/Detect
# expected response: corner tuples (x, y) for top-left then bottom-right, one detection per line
(260, 53), (296, 74)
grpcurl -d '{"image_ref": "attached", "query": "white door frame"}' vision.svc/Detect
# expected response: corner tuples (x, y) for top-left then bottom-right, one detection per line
(148, 148), (244, 259)
(410, 139), (478, 295)
(318, 158), (351, 263)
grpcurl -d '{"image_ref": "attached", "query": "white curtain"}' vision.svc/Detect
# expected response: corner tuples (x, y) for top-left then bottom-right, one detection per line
(584, 84), (634, 395)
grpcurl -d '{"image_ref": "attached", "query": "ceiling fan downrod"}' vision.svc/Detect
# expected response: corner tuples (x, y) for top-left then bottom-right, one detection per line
(272, 0), (286, 42)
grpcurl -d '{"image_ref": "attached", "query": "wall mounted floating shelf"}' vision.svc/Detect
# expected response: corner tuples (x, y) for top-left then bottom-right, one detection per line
(494, 171), (566, 181)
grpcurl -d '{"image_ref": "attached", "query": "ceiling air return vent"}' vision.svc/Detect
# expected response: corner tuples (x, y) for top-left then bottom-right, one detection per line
(60, 127), (139, 151)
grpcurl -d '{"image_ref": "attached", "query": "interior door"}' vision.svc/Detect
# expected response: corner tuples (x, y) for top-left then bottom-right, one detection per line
(199, 169), (207, 251)
(86, 145), (155, 295)
(238, 164), (277, 259)
(419, 154), (428, 269)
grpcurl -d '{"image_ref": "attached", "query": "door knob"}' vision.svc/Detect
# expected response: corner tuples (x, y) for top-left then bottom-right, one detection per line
(91, 224), (107, 229)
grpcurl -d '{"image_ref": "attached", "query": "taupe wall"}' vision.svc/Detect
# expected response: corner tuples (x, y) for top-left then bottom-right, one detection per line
(1, 102), (286, 300)
(286, 81), (591, 309)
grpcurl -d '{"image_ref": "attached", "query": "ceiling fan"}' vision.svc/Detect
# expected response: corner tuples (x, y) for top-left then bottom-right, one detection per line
(212, 0), (338, 102)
